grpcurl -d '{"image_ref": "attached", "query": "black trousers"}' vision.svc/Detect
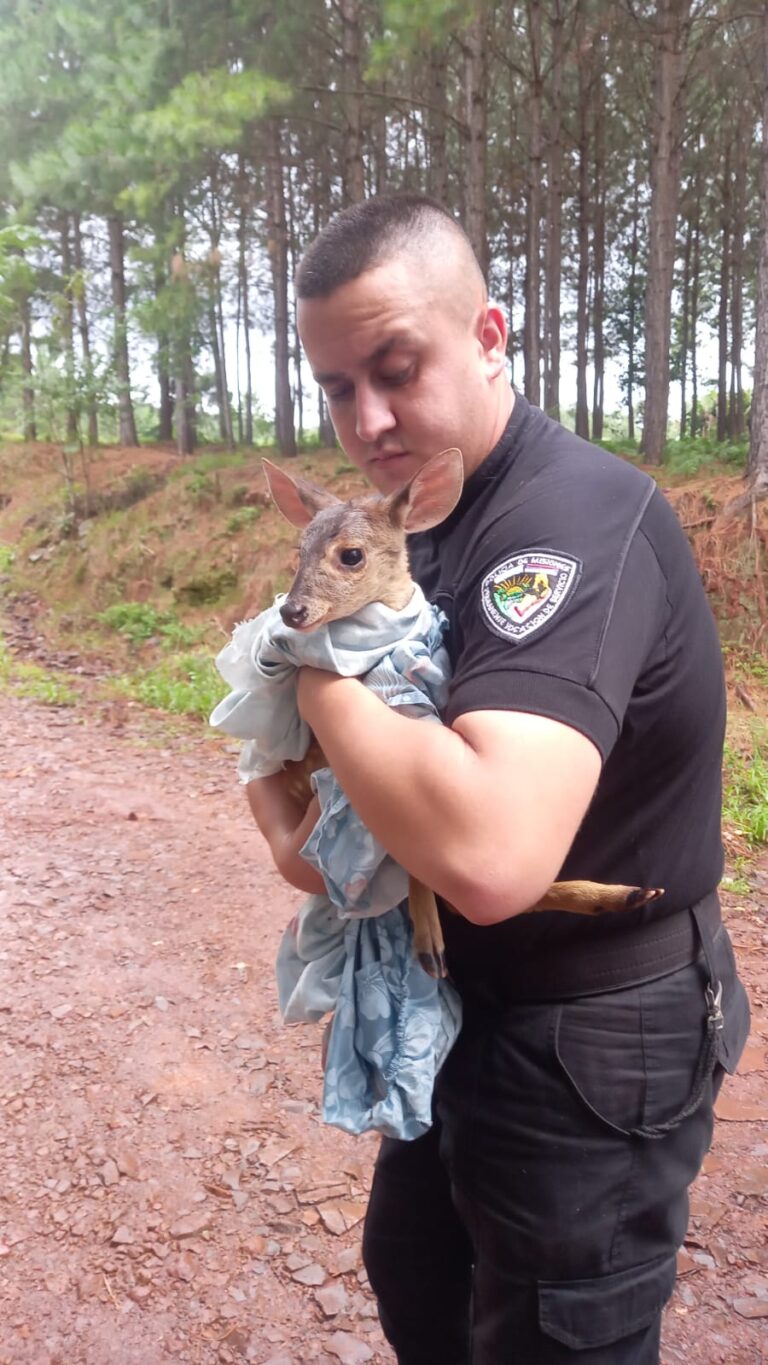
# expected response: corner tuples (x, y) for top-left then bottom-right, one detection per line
(363, 930), (749, 1364)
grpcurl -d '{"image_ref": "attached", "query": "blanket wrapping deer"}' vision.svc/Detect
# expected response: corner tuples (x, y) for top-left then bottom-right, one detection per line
(210, 584), (462, 1139)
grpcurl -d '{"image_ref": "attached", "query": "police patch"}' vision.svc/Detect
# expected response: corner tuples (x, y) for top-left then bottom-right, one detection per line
(480, 549), (581, 642)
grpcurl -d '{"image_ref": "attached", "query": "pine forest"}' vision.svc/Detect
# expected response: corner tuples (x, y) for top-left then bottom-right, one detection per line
(0, 0), (767, 491)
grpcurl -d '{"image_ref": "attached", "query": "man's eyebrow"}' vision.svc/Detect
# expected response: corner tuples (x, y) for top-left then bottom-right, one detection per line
(313, 335), (413, 386)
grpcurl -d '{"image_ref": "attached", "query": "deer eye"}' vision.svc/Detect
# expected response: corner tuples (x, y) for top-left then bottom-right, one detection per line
(339, 547), (364, 568)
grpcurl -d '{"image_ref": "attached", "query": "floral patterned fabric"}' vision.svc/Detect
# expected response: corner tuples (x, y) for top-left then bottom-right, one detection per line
(210, 588), (462, 1139)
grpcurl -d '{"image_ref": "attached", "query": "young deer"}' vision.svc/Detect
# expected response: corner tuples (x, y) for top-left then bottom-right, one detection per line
(263, 448), (661, 979)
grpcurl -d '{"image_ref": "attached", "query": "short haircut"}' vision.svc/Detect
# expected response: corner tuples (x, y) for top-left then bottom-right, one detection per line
(295, 192), (476, 299)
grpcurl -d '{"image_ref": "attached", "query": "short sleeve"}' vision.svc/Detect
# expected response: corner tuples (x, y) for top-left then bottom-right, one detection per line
(445, 497), (670, 763)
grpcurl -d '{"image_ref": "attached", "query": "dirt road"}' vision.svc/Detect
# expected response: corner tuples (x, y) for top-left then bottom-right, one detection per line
(1, 695), (766, 1364)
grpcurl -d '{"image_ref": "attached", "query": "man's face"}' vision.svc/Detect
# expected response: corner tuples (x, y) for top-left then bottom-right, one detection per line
(297, 256), (502, 493)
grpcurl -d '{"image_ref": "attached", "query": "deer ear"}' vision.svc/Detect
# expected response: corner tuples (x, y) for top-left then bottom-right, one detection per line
(262, 459), (342, 528)
(388, 448), (464, 533)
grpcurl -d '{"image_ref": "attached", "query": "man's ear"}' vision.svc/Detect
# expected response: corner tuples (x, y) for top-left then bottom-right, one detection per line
(387, 448), (464, 533)
(262, 459), (342, 528)
(479, 303), (508, 380)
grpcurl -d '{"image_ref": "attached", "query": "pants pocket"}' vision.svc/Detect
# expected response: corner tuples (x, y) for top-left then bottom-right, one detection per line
(538, 1253), (677, 1350)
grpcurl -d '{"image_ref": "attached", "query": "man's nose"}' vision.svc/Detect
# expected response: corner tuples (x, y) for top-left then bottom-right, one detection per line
(355, 384), (397, 444)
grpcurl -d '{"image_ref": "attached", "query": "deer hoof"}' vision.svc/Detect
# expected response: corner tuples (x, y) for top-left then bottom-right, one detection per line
(624, 887), (665, 909)
(418, 949), (448, 980)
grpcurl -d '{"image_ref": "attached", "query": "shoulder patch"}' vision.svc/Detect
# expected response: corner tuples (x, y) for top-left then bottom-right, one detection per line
(480, 549), (582, 642)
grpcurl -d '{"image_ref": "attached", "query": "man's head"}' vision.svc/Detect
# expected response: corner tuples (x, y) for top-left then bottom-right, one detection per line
(296, 194), (513, 493)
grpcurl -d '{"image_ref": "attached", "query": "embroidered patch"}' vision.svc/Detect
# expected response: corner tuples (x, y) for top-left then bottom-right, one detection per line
(480, 549), (582, 642)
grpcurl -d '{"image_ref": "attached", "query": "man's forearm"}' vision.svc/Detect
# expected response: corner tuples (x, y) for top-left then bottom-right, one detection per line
(297, 669), (601, 924)
(297, 673), (542, 919)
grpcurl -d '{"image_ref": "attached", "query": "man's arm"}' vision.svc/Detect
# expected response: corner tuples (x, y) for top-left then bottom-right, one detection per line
(246, 773), (326, 895)
(297, 668), (601, 925)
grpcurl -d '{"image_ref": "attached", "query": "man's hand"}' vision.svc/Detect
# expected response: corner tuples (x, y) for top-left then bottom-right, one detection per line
(246, 771), (326, 895)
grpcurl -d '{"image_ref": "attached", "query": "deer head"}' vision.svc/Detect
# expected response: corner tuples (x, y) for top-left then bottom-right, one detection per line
(262, 449), (464, 631)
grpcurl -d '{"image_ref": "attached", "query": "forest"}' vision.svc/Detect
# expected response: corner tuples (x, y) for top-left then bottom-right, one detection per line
(0, 0), (767, 494)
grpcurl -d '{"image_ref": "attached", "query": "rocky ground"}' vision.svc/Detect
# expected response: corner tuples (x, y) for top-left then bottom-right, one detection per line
(1, 694), (766, 1365)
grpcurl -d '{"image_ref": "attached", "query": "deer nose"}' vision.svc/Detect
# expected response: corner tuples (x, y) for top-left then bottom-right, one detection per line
(280, 600), (309, 629)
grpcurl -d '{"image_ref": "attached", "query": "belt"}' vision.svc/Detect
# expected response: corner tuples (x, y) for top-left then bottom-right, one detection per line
(455, 891), (723, 1005)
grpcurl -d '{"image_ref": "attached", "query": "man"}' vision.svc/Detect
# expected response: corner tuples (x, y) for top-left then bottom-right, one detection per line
(247, 194), (749, 1364)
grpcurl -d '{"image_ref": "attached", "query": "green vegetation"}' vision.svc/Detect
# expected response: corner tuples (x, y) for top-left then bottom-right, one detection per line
(0, 542), (14, 572)
(112, 652), (225, 720)
(98, 602), (201, 648)
(723, 727), (768, 847)
(225, 505), (261, 534)
(0, 639), (77, 705)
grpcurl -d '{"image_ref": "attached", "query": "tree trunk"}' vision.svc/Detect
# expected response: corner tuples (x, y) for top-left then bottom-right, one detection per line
(463, 2), (488, 277)
(717, 150), (730, 444)
(575, 18), (591, 441)
(107, 214), (139, 447)
(20, 293), (36, 442)
(748, 4), (768, 496)
(627, 164), (640, 442)
(640, 0), (691, 465)
(523, 0), (543, 404)
(729, 113), (747, 439)
(543, 0), (564, 420)
(209, 300), (227, 441)
(175, 356), (195, 458)
(266, 119), (297, 457)
(690, 190), (701, 438)
(237, 165), (254, 446)
(287, 159), (305, 444)
(340, 0), (365, 204)
(427, 46), (449, 204)
(154, 252), (173, 442)
(59, 216), (79, 444)
(507, 218), (516, 389)
(72, 215), (98, 446)
(591, 70), (606, 441)
(679, 214), (692, 439)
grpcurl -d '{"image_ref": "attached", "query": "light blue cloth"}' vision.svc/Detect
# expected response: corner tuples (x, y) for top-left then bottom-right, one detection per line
(210, 586), (462, 1139)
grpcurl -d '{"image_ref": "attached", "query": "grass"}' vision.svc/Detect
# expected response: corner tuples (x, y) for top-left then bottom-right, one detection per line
(0, 543), (14, 573)
(723, 725), (768, 848)
(0, 639), (77, 705)
(111, 652), (226, 721)
(98, 602), (201, 649)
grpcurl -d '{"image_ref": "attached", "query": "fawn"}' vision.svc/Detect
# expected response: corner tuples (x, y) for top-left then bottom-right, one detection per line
(262, 448), (661, 979)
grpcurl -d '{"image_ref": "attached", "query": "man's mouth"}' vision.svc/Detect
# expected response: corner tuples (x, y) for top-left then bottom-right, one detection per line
(370, 450), (410, 465)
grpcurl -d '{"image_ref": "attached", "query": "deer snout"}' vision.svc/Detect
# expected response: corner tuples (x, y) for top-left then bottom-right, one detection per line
(280, 600), (309, 629)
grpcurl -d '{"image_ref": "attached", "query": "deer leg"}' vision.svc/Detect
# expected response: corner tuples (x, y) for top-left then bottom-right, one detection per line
(408, 876), (447, 980)
(531, 880), (664, 916)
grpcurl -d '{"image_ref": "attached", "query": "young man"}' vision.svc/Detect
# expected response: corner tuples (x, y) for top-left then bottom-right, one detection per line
(247, 194), (749, 1364)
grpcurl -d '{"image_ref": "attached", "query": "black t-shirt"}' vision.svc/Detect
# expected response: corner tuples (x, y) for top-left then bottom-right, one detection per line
(408, 394), (726, 985)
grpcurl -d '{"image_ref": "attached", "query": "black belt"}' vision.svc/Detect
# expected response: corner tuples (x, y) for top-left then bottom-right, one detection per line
(455, 891), (723, 1005)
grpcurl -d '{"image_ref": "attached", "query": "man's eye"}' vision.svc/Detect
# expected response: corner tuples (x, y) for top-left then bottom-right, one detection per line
(327, 385), (352, 402)
(381, 366), (413, 387)
(339, 548), (364, 568)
